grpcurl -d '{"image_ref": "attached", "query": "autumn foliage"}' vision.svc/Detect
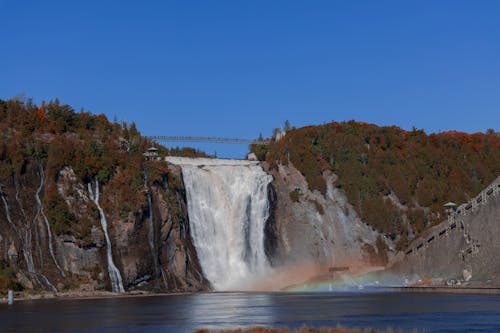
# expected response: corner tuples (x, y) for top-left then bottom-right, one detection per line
(258, 121), (499, 243)
(0, 97), (188, 238)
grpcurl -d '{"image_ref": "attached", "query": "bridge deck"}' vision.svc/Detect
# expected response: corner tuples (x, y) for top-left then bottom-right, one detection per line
(147, 136), (269, 145)
(164, 156), (260, 166)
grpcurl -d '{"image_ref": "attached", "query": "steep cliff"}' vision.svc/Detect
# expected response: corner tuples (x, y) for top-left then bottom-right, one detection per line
(263, 162), (388, 274)
(0, 98), (208, 293)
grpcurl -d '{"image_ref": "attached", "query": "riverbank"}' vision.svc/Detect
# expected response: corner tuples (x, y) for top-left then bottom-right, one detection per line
(2, 285), (500, 304)
(195, 327), (415, 333)
(395, 286), (500, 294)
(0, 289), (193, 304)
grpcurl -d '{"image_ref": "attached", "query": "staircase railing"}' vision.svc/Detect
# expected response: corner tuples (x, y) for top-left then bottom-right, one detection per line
(404, 176), (500, 256)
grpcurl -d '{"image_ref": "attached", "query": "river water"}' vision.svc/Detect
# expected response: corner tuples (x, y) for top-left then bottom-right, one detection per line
(1, 292), (499, 332)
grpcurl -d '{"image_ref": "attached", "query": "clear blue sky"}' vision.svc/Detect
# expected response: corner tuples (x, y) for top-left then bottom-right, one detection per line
(1, 1), (499, 158)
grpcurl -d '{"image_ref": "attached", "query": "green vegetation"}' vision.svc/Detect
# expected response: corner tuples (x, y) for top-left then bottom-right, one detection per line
(250, 143), (269, 161)
(255, 121), (499, 242)
(169, 147), (212, 158)
(0, 262), (24, 293)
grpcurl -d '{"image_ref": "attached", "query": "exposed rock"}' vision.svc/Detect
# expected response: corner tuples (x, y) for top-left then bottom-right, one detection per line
(56, 239), (101, 277)
(264, 162), (385, 272)
(2, 155), (497, 293)
(264, 183), (279, 265)
(0, 161), (209, 293)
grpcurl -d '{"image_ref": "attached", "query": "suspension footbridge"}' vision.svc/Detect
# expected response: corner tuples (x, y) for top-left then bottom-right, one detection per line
(147, 136), (270, 145)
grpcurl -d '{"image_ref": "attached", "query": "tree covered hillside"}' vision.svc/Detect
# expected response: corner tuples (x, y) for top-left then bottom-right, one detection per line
(254, 121), (499, 249)
(0, 97), (211, 291)
(0, 98), (167, 235)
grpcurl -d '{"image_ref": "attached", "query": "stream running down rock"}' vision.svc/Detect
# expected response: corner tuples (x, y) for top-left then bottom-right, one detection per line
(89, 179), (125, 293)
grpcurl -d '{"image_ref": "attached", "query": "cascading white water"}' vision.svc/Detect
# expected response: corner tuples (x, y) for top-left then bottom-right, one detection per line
(2, 190), (32, 271)
(2, 184), (57, 291)
(13, 178), (36, 274)
(88, 179), (125, 293)
(168, 157), (273, 291)
(36, 165), (65, 277)
(1, 192), (16, 231)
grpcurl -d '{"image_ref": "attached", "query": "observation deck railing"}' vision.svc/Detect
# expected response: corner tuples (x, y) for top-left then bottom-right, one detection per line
(404, 176), (500, 256)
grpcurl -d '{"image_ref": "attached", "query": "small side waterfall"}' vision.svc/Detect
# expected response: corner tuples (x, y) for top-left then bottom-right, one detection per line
(2, 183), (57, 291)
(13, 177), (36, 274)
(36, 165), (65, 277)
(1, 190), (16, 231)
(22, 228), (35, 274)
(169, 157), (273, 291)
(88, 179), (125, 293)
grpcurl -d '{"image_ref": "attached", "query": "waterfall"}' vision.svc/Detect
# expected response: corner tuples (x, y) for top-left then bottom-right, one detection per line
(36, 165), (65, 277)
(88, 179), (125, 293)
(13, 177), (36, 274)
(2, 184), (56, 291)
(170, 157), (273, 291)
(1, 190), (16, 231)
(22, 228), (35, 273)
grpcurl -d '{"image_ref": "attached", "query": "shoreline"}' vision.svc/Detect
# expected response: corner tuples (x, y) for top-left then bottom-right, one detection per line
(0, 290), (195, 304)
(2, 285), (500, 304)
(392, 286), (500, 295)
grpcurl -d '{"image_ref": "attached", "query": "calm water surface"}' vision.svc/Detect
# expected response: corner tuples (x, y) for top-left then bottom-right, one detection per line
(1, 292), (499, 333)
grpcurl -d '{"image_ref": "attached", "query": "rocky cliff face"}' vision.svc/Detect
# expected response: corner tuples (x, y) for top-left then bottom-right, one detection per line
(0, 161), (209, 293)
(1, 99), (497, 293)
(2, 156), (498, 293)
(263, 162), (388, 273)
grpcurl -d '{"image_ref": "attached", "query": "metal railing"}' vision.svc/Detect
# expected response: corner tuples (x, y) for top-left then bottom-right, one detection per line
(147, 136), (270, 145)
(404, 176), (500, 256)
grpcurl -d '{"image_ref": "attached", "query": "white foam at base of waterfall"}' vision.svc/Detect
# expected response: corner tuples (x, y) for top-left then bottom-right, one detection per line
(179, 159), (273, 291)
